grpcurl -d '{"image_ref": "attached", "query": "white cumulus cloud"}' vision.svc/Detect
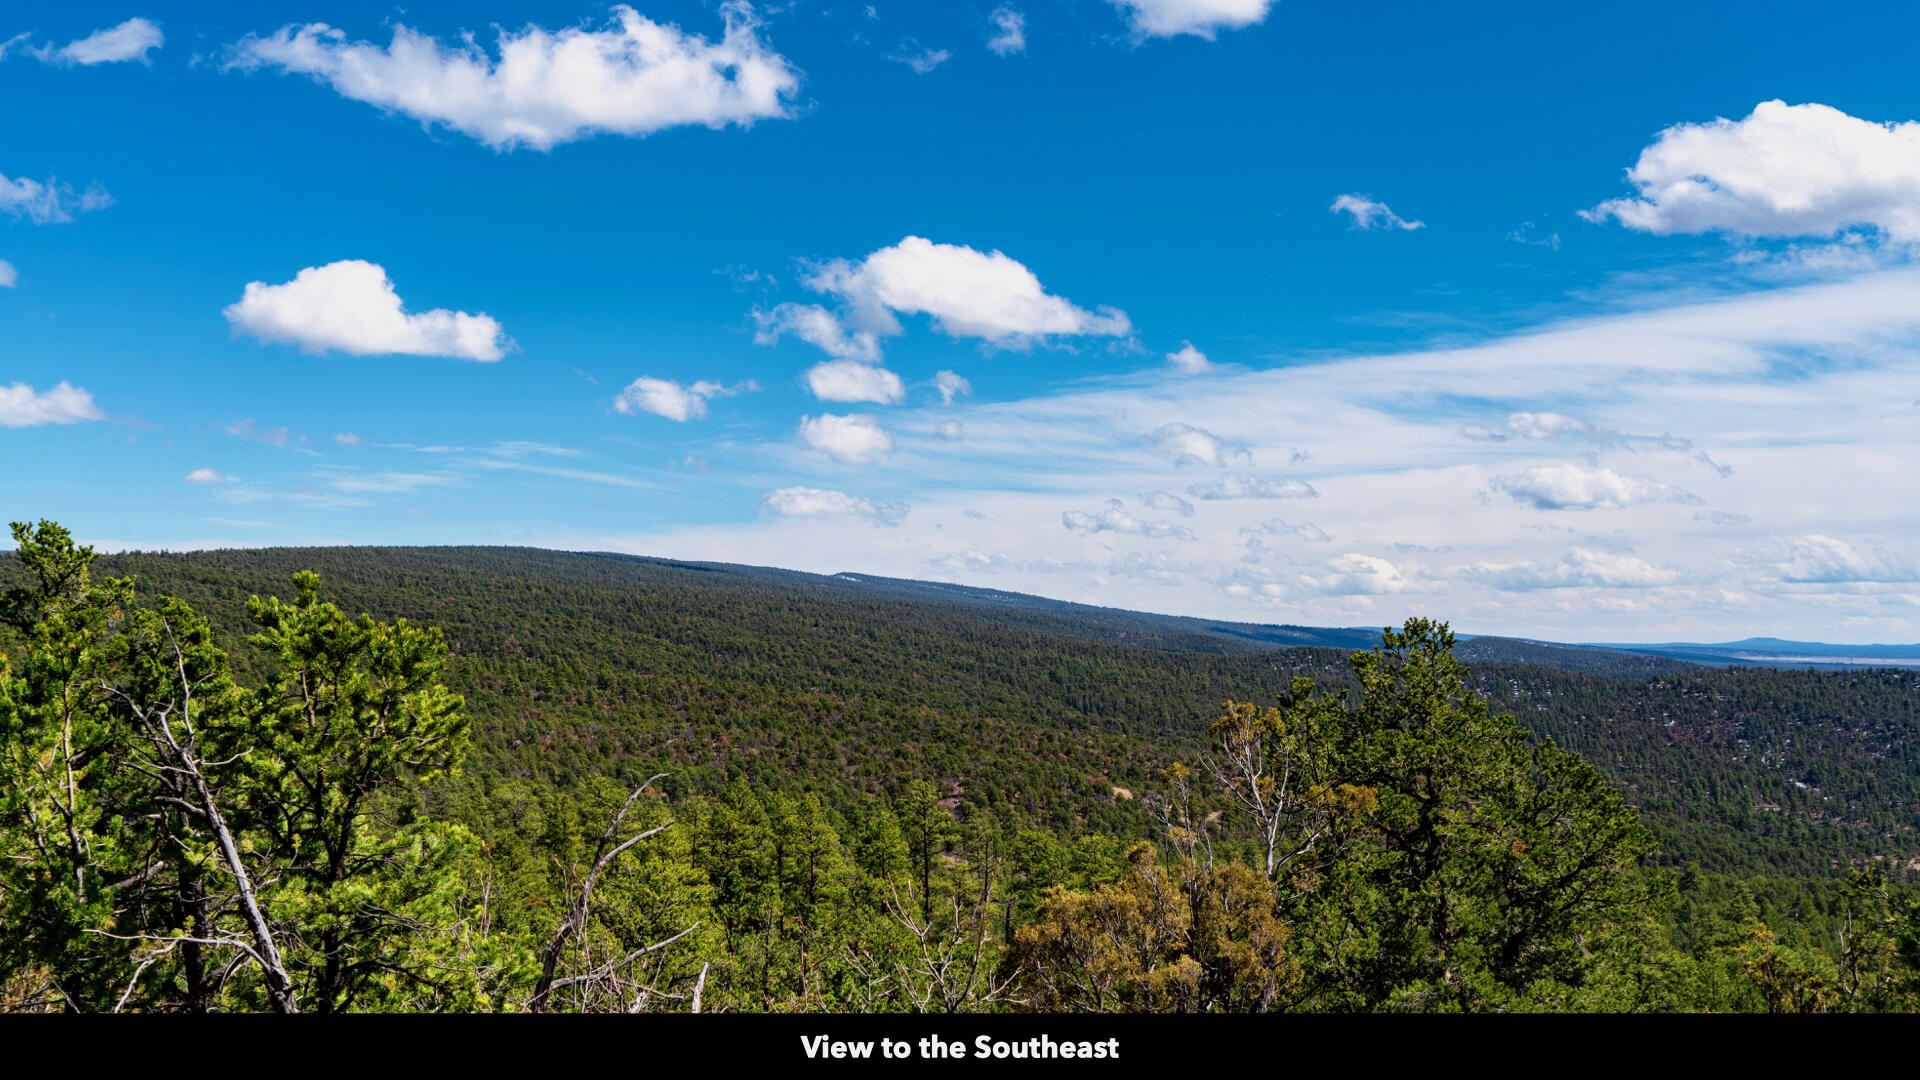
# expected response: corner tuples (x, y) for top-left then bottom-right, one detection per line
(1505, 411), (1595, 440)
(1106, 0), (1275, 40)
(931, 549), (1023, 573)
(1187, 474), (1316, 500)
(1062, 499), (1195, 540)
(224, 260), (510, 361)
(1145, 421), (1228, 467)
(1772, 534), (1917, 584)
(1243, 517), (1330, 543)
(226, 3), (800, 152)
(1463, 411), (1597, 442)
(1240, 520), (1330, 564)
(760, 486), (907, 526)
(805, 360), (905, 404)
(565, 264), (1920, 640)
(754, 302), (881, 362)
(1108, 549), (1200, 584)
(1166, 342), (1211, 373)
(1459, 548), (1680, 591)
(1141, 490), (1196, 516)
(1301, 553), (1415, 596)
(933, 370), (972, 405)
(1584, 100), (1920, 241)
(0, 381), (105, 427)
(614, 376), (755, 421)
(799, 413), (894, 464)
(1694, 509), (1750, 527)
(804, 235), (1131, 347)
(184, 468), (237, 485)
(1489, 464), (1698, 511)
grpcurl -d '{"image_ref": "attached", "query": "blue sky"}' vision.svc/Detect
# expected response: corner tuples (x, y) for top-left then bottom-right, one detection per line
(8, 1), (1920, 642)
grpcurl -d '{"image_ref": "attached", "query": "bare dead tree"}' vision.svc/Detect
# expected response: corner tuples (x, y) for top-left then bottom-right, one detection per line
(838, 943), (901, 1013)
(527, 774), (698, 1012)
(1144, 762), (1215, 871)
(1202, 702), (1340, 881)
(96, 615), (299, 1014)
(872, 875), (1024, 1013)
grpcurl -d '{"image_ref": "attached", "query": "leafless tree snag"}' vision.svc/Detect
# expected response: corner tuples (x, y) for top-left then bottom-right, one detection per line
(97, 616), (300, 1013)
(527, 774), (698, 1012)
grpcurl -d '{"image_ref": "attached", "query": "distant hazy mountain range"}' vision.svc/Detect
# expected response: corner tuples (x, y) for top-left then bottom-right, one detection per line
(819, 569), (1920, 672)
(1585, 638), (1920, 669)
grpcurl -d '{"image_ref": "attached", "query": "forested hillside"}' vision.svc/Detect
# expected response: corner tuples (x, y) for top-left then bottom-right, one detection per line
(1470, 664), (1920, 878)
(51, 545), (1358, 838)
(29, 543), (1918, 881)
(4, 532), (1918, 1013)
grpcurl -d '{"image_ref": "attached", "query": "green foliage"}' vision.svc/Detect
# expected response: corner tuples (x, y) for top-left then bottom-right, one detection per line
(3, 533), (1919, 1012)
(0, 522), (485, 1012)
(1007, 845), (1296, 1012)
(1012, 620), (1675, 1012)
(1465, 661), (1920, 876)
(242, 570), (474, 1012)
(1286, 620), (1667, 1010)
(14, 543), (1912, 883)
(0, 521), (144, 1008)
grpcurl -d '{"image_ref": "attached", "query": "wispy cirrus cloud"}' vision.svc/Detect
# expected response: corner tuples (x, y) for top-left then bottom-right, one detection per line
(596, 266), (1920, 641)
(320, 470), (459, 495)
(1331, 193), (1425, 232)
(887, 40), (950, 74)
(4, 18), (163, 66)
(224, 417), (293, 448)
(0, 170), (111, 224)
(470, 459), (658, 491)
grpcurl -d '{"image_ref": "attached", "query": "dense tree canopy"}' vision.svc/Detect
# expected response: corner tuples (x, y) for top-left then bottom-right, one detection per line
(2, 527), (1916, 1012)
